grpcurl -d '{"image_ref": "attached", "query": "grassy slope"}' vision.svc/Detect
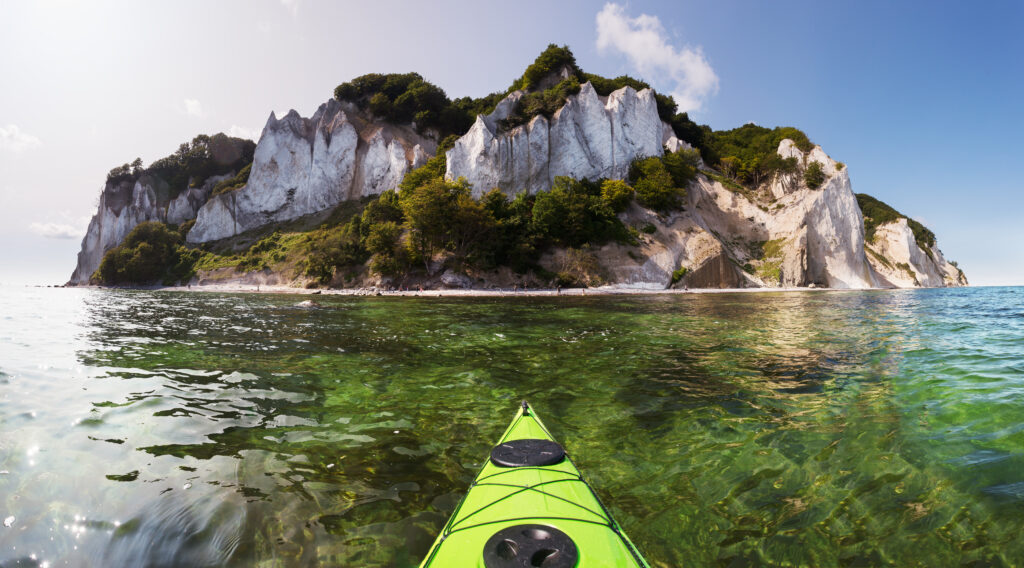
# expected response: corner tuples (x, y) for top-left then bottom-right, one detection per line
(189, 200), (368, 284)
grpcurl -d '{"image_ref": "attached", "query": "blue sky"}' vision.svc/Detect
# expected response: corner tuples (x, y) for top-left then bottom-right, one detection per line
(0, 0), (1020, 285)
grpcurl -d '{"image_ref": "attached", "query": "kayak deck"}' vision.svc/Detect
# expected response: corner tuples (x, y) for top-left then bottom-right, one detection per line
(419, 402), (649, 567)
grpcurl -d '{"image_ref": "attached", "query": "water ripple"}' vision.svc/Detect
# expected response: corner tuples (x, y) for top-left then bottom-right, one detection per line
(1, 287), (1023, 566)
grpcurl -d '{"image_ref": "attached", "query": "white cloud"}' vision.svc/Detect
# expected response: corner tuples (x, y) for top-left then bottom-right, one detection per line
(29, 212), (90, 240)
(183, 98), (206, 118)
(30, 222), (85, 240)
(228, 124), (260, 141)
(595, 3), (719, 113)
(0, 124), (42, 152)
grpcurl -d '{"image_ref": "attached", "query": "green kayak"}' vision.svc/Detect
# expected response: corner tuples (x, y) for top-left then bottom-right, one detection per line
(419, 401), (650, 567)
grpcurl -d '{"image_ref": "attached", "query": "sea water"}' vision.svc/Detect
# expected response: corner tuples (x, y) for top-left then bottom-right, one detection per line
(1, 286), (1023, 566)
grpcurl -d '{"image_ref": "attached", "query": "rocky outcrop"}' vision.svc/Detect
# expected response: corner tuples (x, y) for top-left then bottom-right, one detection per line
(187, 100), (433, 243)
(773, 144), (878, 288)
(594, 138), (970, 291)
(865, 218), (967, 287)
(69, 174), (229, 284)
(71, 72), (965, 290)
(582, 140), (887, 290)
(445, 82), (683, 197)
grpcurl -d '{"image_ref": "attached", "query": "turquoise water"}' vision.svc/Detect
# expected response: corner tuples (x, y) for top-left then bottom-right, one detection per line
(1, 286), (1023, 567)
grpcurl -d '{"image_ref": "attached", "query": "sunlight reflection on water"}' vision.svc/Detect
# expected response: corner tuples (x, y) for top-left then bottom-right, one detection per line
(1, 286), (1023, 566)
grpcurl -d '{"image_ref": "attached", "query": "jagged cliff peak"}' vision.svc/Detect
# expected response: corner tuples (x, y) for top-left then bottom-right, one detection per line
(69, 133), (255, 284)
(446, 80), (679, 197)
(856, 193), (966, 288)
(186, 100), (434, 243)
(71, 44), (965, 290)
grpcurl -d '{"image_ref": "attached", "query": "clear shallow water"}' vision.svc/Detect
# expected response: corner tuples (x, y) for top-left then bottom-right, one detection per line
(1, 286), (1023, 567)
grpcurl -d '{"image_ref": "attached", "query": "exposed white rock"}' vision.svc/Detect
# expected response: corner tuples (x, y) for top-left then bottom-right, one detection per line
(865, 218), (967, 287)
(188, 99), (435, 243)
(581, 137), (957, 290)
(593, 204), (754, 290)
(585, 139), (879, 289)
(69, 174), (229, 284)
(446, 83), (666, 197)
(801, 163), (877, 288)
(71, 83), (966, 290)
(699, 141), (875, 288)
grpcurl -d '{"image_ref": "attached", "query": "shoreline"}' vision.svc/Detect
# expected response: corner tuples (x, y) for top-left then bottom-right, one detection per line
(56, 283), (939, 297)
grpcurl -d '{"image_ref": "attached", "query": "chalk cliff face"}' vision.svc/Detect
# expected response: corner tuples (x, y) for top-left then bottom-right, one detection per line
(71, 77), (965, 289)
(591, 141), (887, 290)
(69, 174), (228, 284)
(866, 219), (967, 287)
(187, 99), (433, 243)
(589, 140), (967, 290)
(445, 82), (683, 197)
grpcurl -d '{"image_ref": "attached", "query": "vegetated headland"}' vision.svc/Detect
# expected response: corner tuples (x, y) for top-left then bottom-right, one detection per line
(69, 45), (966, 293)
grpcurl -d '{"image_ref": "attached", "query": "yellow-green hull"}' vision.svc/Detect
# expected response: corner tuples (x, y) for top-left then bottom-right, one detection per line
(419, 402), (649, 567)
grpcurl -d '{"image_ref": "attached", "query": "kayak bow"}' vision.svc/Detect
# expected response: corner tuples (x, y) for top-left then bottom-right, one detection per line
(419, 401), (650, 567)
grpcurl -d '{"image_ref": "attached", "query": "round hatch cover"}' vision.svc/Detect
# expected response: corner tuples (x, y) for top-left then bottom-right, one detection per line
(489, 439), (565, 467)
(483, 524), (578, 568)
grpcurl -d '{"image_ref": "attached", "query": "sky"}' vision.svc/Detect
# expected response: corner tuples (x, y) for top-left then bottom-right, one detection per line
(0, 0), (1021, 286)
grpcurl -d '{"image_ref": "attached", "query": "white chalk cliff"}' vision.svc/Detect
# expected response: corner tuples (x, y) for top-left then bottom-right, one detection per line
(71, 78), (964, 289)
(70, 174), (229, 284)
(445, 82), (684, 197)
(865, 219), (967, 287)
(187, 99), (433, 243)
(591, 140), (963, 290)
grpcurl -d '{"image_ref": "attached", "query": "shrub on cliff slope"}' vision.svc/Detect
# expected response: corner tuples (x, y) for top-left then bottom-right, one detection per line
(630, 158), (680, 212)
(299, 166), (640, 282)
(501, 77), (583, 129)
(629, 148), (699, 212)
(211, 163), (252, 196)
(303, 215), (369, 284)
(94, 222), (194, 285)
(804, 161), (826, 189)
(529, 177), (624, 248)
(856, 193), (936, 250)
(511, 44), (583, 91)
(600, 180), (634, 214)
(105, 134), (255, 198)
(702, 124), (811, 188)
(397, 135), (458, 192)
(334, 73), (474, 138)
